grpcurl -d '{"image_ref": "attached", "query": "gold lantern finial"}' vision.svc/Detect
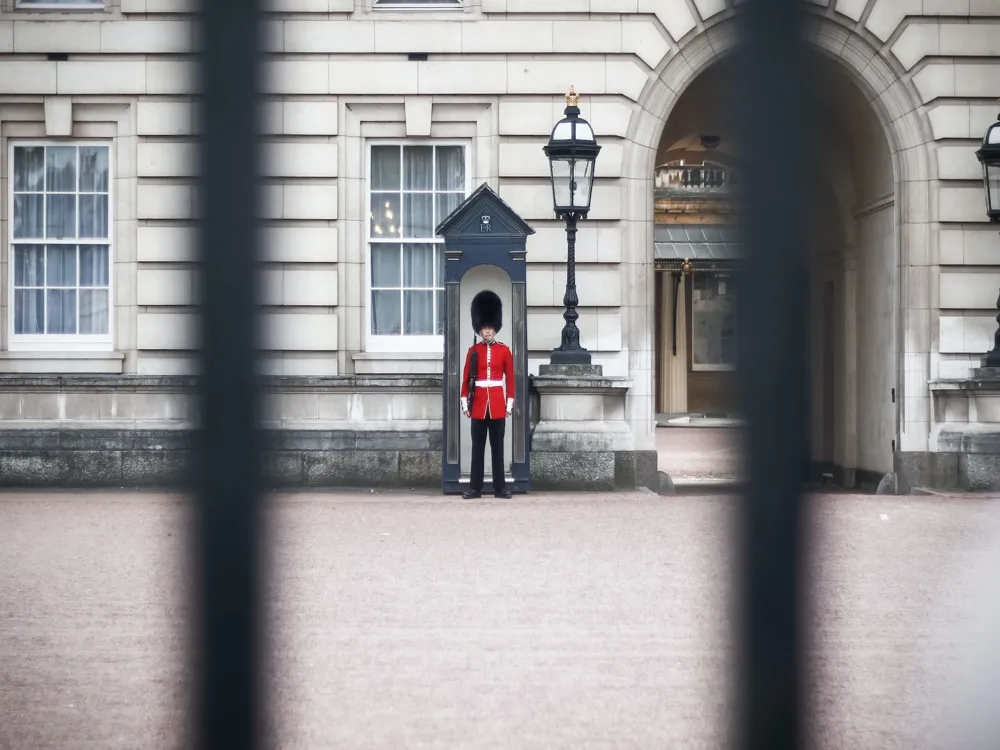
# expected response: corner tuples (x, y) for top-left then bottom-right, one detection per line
(566, 86), (579, 107)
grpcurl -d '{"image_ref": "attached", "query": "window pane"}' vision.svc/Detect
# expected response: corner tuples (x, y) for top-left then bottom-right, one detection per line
(46, 290), (77, 334)
(14, 290), (44, 335)
(403, 244), (434, 287)
(46, 146), (77, 192)
(372, 290), (401, 335)
(436, 290), (445, 335)
(79, 195), (109, 239)
(403, 194), (433, 238)
(371, 245), (401, 287)
(435, 146), (464, 191)
(370, 146), (401, 191)
(79, 147), (110, 192)
(80, 245), (110, 287)
(13, 195), (43, 239)
(47, 246), (78, 287)
(691, 273), (737, 367)
(551, 158), (572, 208)
(403, 146), (433, 190)
(18, 0), (105, 5)
(404, 290), (434, 335)
(371, 193), (401, 238)
(13, 246), (44, 287)
(571, 158), (595, 208)
(13, 147), (44, 192)
(435, 193), (464, 227)
(80, 290), (110, 335)
(46, 195), (77, 239)
(436, 246), (446, 286)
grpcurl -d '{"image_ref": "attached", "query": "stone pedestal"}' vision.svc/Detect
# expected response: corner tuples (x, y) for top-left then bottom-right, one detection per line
(916, 368), (1000, 491)
(529, 363), (657, 491)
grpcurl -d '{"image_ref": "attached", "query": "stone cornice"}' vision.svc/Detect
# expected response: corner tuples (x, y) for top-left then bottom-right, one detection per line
(0, 374), (444, 391)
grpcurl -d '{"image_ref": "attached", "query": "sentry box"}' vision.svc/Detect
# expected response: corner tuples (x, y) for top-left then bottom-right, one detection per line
(435, 183), (535, 495)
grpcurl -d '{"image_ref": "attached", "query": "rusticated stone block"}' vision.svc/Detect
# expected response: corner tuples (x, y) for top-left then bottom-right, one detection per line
(265, 453), (304, 488)
(531, 451), (616, 491)
(121, 450), (192, 488)
(302, 450), (400, 487)
(894, 451), (959, 492)
(397, 451), (441, 486)
(960, 455), (1000, 491)
(0, 452), (70, 487)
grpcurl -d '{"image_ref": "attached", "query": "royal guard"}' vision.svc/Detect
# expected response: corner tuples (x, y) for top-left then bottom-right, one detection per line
(460, 290), (515, 499)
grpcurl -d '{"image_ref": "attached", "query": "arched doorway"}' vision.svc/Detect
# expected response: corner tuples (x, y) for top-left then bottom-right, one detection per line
(623, 15), (932, 486)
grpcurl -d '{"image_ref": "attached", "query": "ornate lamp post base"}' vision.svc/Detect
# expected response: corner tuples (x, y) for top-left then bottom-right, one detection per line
(549, 213), (593, 366)
(551, 347), (592, 365)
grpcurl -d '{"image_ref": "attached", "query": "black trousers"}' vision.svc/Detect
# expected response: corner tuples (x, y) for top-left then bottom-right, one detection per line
(470, 417), (506, 493)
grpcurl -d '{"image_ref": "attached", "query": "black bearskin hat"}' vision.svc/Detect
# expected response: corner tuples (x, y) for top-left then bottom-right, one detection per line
(471, 290), (502, 334)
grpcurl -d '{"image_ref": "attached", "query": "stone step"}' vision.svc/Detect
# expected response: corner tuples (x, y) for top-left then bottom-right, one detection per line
(655, 471), (745, 495)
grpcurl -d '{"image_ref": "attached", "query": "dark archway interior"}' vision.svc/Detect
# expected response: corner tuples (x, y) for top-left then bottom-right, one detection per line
(652, 51), (896, 482)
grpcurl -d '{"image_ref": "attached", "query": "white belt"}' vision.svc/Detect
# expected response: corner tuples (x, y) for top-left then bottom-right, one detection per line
(475, 380), (504, 387)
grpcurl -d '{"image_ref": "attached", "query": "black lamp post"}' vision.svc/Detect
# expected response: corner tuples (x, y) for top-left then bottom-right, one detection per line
(544, 86), (602, 365)
(976, 104), (1000, 366)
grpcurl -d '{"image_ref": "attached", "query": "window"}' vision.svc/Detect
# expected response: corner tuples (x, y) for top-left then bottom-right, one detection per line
(374, 0), (460, 7)
(9, 143), (112, 350)
(691, 272), (736, 370)
(367, 142), (467, 351)
(16, 0), (105, 8)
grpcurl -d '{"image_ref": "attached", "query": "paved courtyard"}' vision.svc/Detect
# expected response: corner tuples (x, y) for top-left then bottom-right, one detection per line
(3, 489), (1000, 749)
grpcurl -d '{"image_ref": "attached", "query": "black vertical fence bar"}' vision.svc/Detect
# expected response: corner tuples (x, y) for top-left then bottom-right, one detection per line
(733, 0), (814, 748)
(193, 0), (265, 748)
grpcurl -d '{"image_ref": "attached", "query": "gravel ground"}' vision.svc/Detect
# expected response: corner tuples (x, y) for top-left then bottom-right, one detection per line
(2, 489), (1000, 749)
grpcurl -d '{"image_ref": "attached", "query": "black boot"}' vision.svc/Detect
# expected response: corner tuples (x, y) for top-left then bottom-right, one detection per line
(495, 489), (513, 499)
(462, 489), (481, 499)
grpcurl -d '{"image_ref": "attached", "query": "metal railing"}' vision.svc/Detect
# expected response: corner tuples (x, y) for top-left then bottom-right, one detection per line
(654, 163), (737, 193)
(190, 0), (811, 747)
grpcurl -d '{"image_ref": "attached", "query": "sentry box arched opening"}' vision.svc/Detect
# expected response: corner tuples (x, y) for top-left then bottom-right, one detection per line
(435, 183), (535, 495)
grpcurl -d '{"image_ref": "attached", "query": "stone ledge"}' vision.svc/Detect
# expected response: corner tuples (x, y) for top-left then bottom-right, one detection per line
(0, 428), (442, 452)
(0, 374), (444, 391)
(531, 374), (632, 394)
(929, 377), (1000, 393)
(352, 352), (443, 375)
(0, 351), (125, 375)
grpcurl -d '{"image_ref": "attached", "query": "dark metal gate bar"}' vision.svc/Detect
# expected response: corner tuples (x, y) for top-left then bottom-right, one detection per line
(734, 0), (813, 748)
(185, 0), (813, 746)
(193, 0), (266, 748)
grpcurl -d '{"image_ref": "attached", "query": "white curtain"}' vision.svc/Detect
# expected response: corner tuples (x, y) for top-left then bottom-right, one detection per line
(370, 144), (464, 337)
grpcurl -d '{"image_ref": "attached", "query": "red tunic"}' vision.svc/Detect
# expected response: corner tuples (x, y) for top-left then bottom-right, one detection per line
(460, 340), (515, 420)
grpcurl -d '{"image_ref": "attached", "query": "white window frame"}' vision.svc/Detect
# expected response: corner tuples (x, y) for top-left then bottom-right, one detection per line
(365, 140), (471, 354)
(373, 0), (461, 9)
(7, 140), (115, 353)
(15, 0), (105, 10)
(690, 270), (736, 372)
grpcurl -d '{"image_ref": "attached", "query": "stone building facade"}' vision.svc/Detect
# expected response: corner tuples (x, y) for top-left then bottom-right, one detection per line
(0, 0), (998, 490)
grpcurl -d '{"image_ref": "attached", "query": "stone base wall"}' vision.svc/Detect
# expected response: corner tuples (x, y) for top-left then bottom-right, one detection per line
(0, 375), (654, 491)
(893, 450), (1000, 492)
(0, 429), (656, 492)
